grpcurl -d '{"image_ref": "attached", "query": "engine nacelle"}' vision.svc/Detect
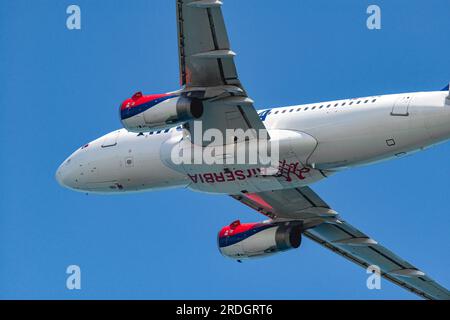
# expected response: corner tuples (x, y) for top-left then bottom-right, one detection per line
(218, 220), (302, 260)
(120, 92), (203, 132)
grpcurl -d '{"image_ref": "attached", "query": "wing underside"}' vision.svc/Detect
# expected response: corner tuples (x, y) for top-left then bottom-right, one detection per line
(231, 187), (450, 300)
(175, 0), (449, 301)
(176, 0), (267, 143)
(176, 0), (239, 88)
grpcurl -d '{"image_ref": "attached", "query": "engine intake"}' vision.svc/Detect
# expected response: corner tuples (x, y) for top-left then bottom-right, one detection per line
(218, 220), (302, 260)
(120, 92), (203, 132)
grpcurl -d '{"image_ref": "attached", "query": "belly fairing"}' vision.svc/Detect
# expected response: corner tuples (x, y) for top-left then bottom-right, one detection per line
(160, 129), (328, 194)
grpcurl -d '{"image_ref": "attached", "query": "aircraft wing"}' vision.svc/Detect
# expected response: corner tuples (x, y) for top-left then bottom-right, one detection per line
(176, 0), (267, 142)
(231, 187), (450, 300)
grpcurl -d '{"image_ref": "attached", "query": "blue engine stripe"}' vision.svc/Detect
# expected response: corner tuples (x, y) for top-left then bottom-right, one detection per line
(120, 95), (178, 120)
(218, 224), (275, 248)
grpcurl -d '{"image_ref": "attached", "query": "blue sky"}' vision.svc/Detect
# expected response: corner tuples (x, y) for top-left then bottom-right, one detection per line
(1, 0), (449, 299)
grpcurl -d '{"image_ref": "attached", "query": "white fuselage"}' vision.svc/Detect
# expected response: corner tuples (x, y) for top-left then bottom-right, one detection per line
(56, 90), (450, 194)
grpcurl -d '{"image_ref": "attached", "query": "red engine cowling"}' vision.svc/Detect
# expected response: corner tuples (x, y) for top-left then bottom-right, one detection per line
(119, 91), (203, 132)
(218, 220), (302, 260)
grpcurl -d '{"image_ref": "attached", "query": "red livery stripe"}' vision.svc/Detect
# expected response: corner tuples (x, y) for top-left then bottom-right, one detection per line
(120, 93), (172, 111)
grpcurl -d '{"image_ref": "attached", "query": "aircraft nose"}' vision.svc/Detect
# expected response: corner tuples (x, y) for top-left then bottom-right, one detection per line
(55, 161), (72, 189)
(55, 155), (80, 190)
(55, 166), (64, 186)
(55, 164), (71, 187)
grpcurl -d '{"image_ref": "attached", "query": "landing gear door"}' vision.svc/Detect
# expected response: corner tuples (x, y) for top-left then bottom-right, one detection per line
(391, 96), (411, 116)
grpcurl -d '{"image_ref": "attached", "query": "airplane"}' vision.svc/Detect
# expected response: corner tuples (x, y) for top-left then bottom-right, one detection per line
(56, 0), (450, 299)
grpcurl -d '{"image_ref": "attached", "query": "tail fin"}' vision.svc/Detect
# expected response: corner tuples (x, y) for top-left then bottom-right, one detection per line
(444, 83), (450, 105)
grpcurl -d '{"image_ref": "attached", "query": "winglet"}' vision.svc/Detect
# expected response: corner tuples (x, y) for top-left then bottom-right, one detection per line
(441, 84), (449, 92)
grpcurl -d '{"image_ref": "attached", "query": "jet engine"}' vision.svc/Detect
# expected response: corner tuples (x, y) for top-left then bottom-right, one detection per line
(218, 220), (302, 260)
(120, 92), (203, 132)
